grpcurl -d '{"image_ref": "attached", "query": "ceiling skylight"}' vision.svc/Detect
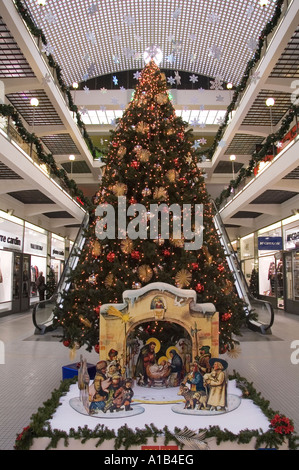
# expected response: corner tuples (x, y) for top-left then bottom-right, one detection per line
(23, 0), (276, 86)
(80, 108), (227, 126)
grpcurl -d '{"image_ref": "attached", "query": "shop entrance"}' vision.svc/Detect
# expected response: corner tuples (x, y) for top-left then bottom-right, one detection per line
(12, 253), (31, 313)
(284, 249), (299, 315)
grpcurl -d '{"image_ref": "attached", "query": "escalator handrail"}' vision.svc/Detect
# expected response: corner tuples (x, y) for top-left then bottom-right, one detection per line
(32, 212), (90, 332)
(212, 200), (274, 331)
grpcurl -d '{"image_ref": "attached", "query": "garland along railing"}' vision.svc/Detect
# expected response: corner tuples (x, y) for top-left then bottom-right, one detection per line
(0, 104), (93, 212)
(215, 103), (299, 209)
(13, 0), (106, 162)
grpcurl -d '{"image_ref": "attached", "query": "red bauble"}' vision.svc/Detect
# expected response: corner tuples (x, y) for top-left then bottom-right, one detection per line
(191, 263), (199, 270)
(195, 282), (204, 293)
(112, 141), (118, 148)
(217, 264), (225, 273)
(162, 249), (171, 257)
(129, 197), (137, 204)
(107, 252), (115, 262)
(94, 305), (100, 316)
(130, 160), (140, 169)
(63, 340), (70, 348)
(94, 344), (100, 354)
(131, 250), (140, 260)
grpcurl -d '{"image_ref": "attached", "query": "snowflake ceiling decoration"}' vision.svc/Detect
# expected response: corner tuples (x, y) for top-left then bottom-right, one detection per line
(25, 0), (276, 86)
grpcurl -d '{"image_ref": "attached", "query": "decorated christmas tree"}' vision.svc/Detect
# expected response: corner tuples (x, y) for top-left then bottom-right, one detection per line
(53, 60), (245, 357)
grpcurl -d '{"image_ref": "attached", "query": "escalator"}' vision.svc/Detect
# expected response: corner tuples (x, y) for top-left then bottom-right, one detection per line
(32, 212), (90, 334)
(212, 201), (274, 334)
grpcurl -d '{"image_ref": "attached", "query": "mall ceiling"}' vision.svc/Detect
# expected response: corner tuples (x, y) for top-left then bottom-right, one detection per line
(22, 0), (276, 86)
(0, 0), (299, 237)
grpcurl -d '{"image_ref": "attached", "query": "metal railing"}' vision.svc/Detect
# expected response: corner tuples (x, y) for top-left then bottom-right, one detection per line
(32, 212), (90, 334)
(212, 200), (274, 334)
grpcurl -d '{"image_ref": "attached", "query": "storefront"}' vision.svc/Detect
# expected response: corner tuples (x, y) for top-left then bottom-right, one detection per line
(239, 214), (299, 314)
(0, 210), (70, 317)
(50, 234), (65, 285)
(23, 223), (48, 306)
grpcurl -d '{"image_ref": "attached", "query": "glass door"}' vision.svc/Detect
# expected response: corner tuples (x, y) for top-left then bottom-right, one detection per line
(21, 254), (30, 311)
(284, 250), (299, 315)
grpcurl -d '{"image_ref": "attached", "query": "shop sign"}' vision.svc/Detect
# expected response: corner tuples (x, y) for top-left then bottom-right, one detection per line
(258, 236), (283, 250)
(51, 237), (65, 260)
(0, 229), (23, 251)
(24, 228), (47, 256)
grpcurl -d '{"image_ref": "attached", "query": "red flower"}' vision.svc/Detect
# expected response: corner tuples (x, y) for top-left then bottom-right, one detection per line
(270, 414), (294, 435)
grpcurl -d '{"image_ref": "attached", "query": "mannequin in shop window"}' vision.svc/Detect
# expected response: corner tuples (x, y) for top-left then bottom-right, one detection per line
(268, 261), (275, 295)
(36, 272), (46, 306)
(277, 259), (283, 297)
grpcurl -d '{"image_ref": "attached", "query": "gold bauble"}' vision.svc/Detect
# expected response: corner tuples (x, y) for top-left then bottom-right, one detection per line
(104, 273), (116, 289)
(170, 238), (185, 248)
(136, 121), (149, 134)
(175, 269), (192, 288)
(138, 265), (153, 283)
(92, 240), (102, 257)
(117, 146), (127, 158)
(112, 183), (127, 196)
(121, 238), (134, 254)
(153, 187), (168, 201)
(139, 149), (151, 162)
(166, 169), (178, 183)
(155, 93), (168, 105)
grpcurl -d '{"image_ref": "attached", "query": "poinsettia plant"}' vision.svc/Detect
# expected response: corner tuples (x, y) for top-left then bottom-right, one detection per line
(270, 414), (294, 435)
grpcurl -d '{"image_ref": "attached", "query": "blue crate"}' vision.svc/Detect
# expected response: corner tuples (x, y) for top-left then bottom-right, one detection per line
(62, 362), (96, 381)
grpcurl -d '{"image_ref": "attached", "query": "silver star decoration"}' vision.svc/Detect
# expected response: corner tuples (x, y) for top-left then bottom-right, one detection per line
(44, 12), (57, 24)
(172, 8), (181, 20)
(210, 76), (223, 90)
(87, 63), (96, 76)
(80, 107), (88, 115)
(209, 45), (223, 61)
(218, 140), (226, 148)
(133, 52), (142, 61)
(174, 71), (181, 85)
(112, 76), (118, 85)
(113, 55), (120, 64)
(167, 76), (176, 85)
(250, 70), (261, 84)
(166, 53), (175, 64)
(171, 40), (183, 54)
(189, 74), (198, 84)
(123, 47), (135, 59)
(208, 12), (220, 24)
(100, 105), (107, 112)
(82, 73), (89, 81)
(246, 4), (255, 18)
(199, 122), (206, 129)
(198, 87), (205, 94)
(100, 88), (107, 94)
(42, 73), (51, 85)
(113, 34), (121, 42)
(123, 15), (135, 26)
(193, 140), (201, 149)
(190, 118), (200, 127)
(120, 86), (126, 93)
(217, 116), (226, 125)
(42, 44), (55, 56)
(111, 97), (119, 105)
(133, 71), (141, 80)
(110, 118), (116, 126)
(199, 138), (207, 145)
(216, 94), (225, 102)
(88, 4), (98, 15)
(200, 104), (205, 111)
(86, 31), (96, 45)
(134, 34), (142, 42)
(83, 86), (90, 94)
(247, 38), (258, 53)
(84, 53), (91, 62)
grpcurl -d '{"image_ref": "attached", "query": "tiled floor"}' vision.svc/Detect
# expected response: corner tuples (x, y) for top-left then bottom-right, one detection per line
(0, 308), (299, 450)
